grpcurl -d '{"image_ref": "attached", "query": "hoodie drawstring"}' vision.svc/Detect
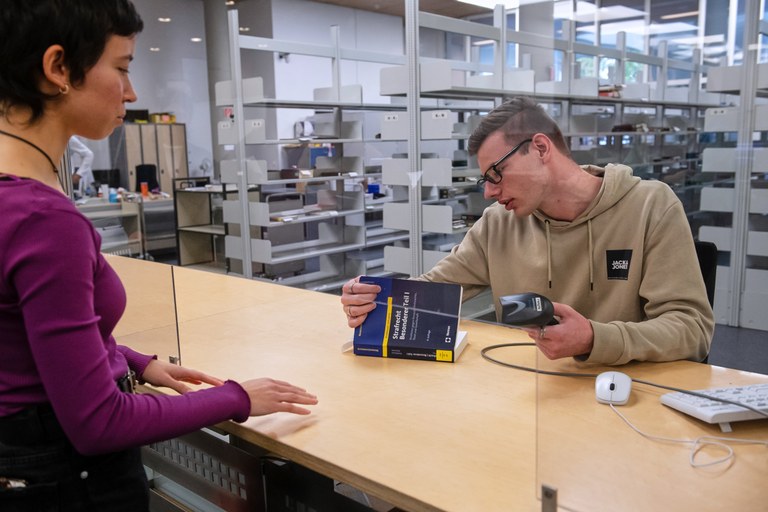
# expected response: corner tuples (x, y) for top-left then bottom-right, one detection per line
(588, 219), (594, 291)
(545, 220), (552, 289)
(544, 218), (594, 292)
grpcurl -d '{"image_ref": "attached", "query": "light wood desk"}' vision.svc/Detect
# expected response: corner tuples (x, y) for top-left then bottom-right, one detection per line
(107, 256), (768, 512)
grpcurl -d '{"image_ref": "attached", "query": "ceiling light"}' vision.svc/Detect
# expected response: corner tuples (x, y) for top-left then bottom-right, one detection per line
(555, 2), (646, 23)
(669, 34), (725, 46)
(225, 0), (235, 4)
(554, 0), (594, 19)
(661, 10), (699, 20)
(158, 17), (171, 23)
(190, 37), (203, 43)
(239, 27), (250, 32)
(150, 47), (160, 52)
(577, 19), (697, 36)
(456, 0), (519, 8)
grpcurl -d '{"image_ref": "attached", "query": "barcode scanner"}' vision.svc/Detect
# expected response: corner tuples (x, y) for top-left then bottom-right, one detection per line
(499, 293), (558, 327)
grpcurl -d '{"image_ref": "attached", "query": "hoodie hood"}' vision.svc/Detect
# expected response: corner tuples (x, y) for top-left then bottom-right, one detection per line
(532, 163), (640, 228)
(533, 164), (640, 290)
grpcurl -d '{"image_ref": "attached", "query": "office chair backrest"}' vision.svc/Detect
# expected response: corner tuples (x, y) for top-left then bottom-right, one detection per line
(135, 164), (160, 192)
(694, 241), (717, 308)
(695, 241), (717, 365)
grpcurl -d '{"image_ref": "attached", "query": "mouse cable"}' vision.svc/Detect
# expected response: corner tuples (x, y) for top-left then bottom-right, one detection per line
(480, 343), (768, 419)
(608, 403), (768, 468)
(481, 343), (768, 468)
(481, 343), (601, 379)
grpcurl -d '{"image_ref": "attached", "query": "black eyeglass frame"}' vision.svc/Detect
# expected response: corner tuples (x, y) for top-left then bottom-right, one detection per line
(477, 138), (533, 186)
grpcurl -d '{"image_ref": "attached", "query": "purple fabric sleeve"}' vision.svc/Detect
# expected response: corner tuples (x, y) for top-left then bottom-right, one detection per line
(2, 187), (251, 455)
(116, 345), (157, 377)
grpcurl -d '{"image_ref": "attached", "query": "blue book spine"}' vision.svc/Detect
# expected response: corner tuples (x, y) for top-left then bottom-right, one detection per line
(352, 277), (393, 357)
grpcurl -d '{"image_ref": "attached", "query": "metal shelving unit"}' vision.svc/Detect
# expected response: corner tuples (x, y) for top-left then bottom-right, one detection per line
(218, 10), (414, 289)
(173, 177), (232, 270)
(697, 0), (768, 330)
(215, 3), (752, 316)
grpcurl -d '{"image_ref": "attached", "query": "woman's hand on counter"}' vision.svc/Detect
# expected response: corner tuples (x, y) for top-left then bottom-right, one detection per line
(141, 359), (225, 394)
(240, 378), (318, 416)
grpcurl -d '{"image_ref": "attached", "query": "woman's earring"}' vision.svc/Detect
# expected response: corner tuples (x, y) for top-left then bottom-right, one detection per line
(59, 84), (70, 95)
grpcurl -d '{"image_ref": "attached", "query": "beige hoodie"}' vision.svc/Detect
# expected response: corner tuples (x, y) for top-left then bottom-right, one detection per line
(421, 164), (713, 365)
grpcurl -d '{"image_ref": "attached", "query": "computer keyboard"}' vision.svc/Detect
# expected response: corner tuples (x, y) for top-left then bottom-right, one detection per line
(660, 383), (768, 429)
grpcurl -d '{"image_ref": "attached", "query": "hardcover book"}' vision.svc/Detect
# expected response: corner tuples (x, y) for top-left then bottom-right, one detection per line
(352, 276), (467, 363)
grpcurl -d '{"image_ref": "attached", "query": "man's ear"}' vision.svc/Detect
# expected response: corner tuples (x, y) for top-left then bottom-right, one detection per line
(40, 45), (70, 94)
(530, 133), (552, 160)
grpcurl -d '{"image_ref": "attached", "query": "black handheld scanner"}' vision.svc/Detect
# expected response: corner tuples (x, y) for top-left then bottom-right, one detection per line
(499, 293), (558, 327)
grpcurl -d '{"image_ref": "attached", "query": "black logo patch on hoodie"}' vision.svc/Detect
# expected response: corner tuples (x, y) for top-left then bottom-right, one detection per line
(606, 250), (633, 280)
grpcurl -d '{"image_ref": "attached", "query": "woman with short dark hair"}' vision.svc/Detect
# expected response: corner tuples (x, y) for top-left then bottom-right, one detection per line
(0, 2), (317, 510)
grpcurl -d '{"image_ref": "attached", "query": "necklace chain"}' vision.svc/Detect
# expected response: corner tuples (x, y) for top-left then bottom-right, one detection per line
(0, 128), (60, 175)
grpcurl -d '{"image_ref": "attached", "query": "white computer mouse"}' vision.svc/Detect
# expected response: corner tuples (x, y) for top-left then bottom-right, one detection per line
(595, 371), (632, 405)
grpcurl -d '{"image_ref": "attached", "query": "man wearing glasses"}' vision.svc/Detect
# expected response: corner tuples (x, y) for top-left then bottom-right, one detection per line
(342, 97), (713, 365)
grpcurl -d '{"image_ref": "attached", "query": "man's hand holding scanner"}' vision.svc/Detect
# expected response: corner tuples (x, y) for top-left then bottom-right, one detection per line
(521, 302), (594, 360)
(340, 277), (381, 328)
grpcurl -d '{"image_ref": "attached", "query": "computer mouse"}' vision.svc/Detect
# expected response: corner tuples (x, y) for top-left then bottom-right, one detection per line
(595, 371), (632, 405)
(499, 293), (558, 327)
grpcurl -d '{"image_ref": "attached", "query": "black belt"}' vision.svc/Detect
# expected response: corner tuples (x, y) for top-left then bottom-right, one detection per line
(116, 370), (138, 394)
(0, 372), (137, 446)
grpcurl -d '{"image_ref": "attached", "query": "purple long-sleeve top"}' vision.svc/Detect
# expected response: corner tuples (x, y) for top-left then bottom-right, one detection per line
(0, 176), (250, 455)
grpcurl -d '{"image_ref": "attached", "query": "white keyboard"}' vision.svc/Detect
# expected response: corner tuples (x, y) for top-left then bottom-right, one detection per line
(660, 383), (768, 428)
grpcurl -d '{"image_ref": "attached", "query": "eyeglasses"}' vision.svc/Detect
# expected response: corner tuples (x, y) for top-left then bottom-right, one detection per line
(477, 138), (533, 186)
